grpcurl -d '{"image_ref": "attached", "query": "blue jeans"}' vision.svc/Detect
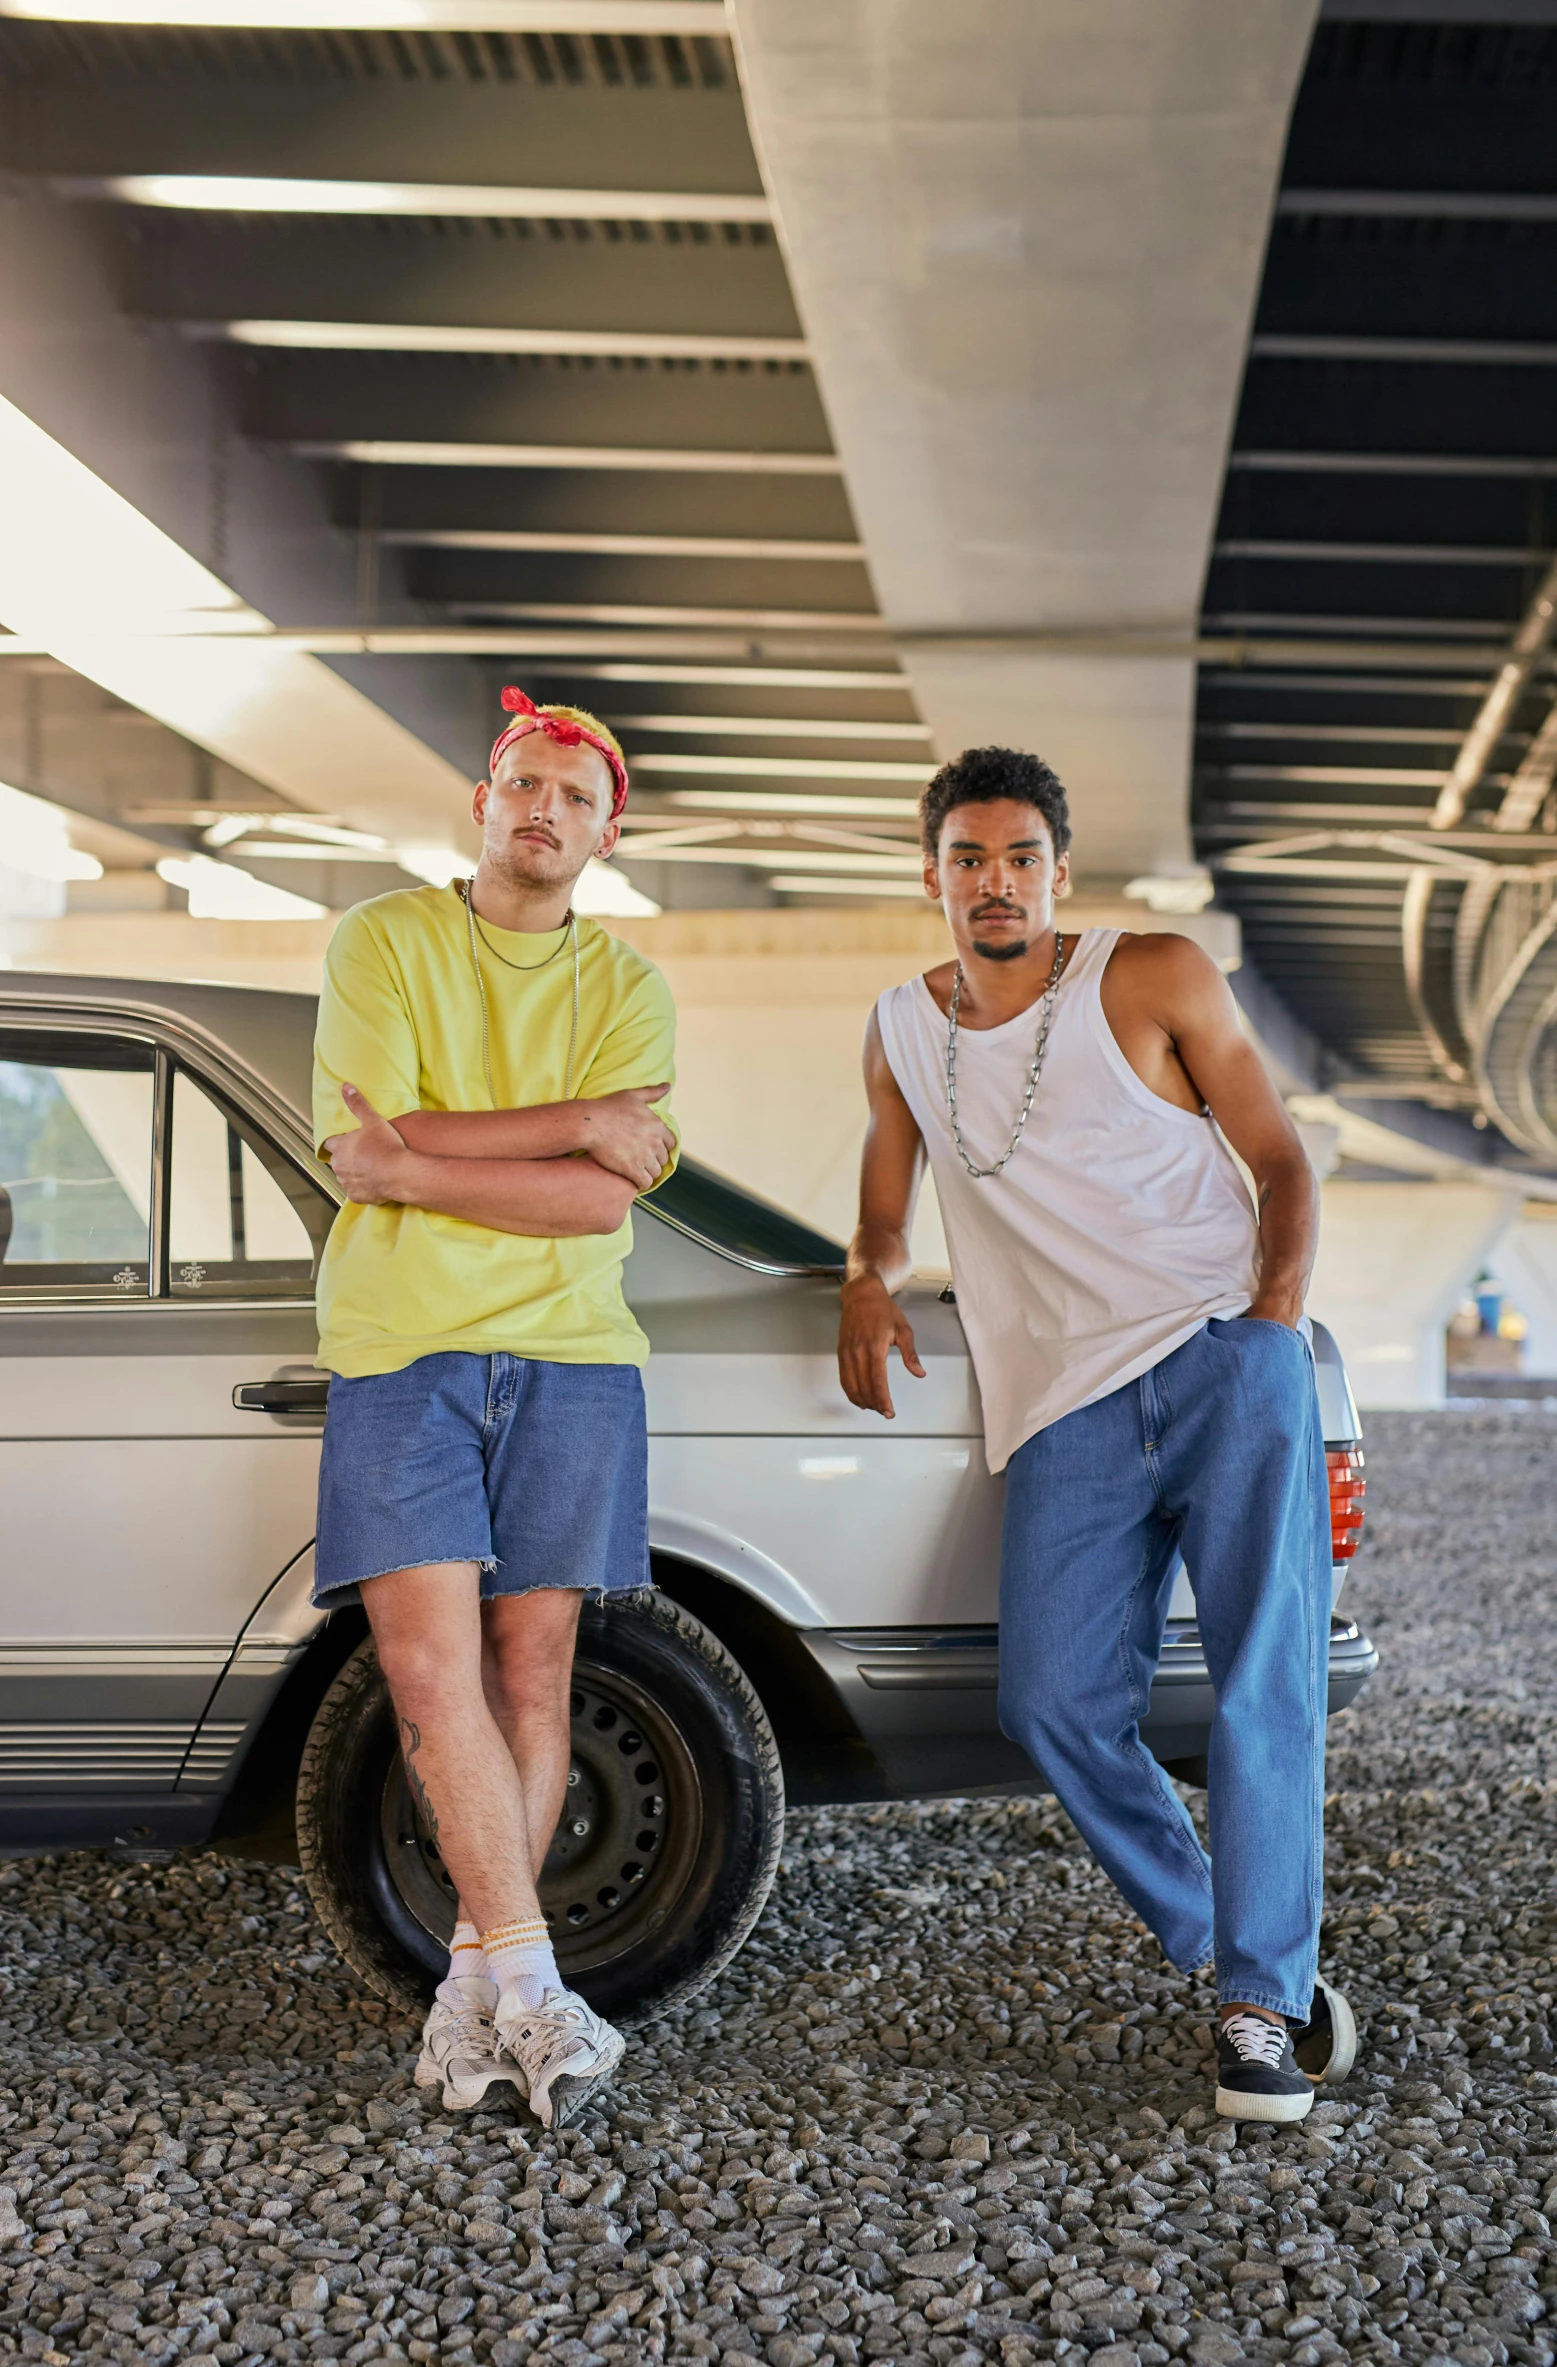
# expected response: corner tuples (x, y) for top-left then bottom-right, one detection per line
(314, 1351), (650, 1604)
(998, 1316), (1330, 2022)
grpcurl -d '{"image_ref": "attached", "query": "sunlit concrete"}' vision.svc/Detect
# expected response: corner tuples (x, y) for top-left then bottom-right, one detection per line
(1489, 1213), (1557, 1378)
(730, 0), (1318, 887)
(1307, 1181), (1522, 1409)
(0, 187), (489, 840)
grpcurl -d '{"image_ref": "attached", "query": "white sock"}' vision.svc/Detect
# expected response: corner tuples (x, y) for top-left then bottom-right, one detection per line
(482, 1915), (562, 2011)
(435, 1918), (491, 2008)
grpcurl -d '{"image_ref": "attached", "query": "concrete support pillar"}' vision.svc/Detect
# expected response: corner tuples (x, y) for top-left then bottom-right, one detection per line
(1307, 1181), (1521, 1409)
(1488, 1216), (1557, 1378)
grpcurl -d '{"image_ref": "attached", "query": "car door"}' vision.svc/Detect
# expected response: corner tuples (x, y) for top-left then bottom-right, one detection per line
(0, 1000), (333, 1846)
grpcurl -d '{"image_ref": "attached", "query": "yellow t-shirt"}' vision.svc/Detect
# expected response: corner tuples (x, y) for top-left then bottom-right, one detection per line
(312, 885), (678, 1379)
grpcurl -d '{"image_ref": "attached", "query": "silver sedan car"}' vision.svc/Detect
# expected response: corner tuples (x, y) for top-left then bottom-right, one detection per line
(0, 972), (1376, 2015)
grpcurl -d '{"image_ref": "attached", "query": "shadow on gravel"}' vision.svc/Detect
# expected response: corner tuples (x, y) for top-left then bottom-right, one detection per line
(1, 1410), (1556, 2367)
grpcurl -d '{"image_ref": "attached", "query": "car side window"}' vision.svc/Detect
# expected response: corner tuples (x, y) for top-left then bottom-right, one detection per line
(169, 1063), (334, 1300)
(0, 1028), (154, 1298)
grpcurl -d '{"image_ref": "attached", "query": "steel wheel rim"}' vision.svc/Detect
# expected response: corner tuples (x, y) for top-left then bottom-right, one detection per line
(379, 1655), (704, 1977)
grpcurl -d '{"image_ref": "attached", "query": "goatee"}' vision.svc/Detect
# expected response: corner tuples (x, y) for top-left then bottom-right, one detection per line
(972, 938), (1029, 963)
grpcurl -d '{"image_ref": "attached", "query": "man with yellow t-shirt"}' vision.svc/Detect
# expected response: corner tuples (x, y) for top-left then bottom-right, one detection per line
(312, 687), (676, 2129)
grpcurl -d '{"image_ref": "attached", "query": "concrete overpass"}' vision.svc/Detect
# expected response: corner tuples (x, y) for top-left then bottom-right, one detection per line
(2, 0), (1556, 1395)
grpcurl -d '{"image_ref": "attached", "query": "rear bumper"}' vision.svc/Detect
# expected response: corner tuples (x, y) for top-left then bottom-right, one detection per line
(782, 1616), (1378, 1807)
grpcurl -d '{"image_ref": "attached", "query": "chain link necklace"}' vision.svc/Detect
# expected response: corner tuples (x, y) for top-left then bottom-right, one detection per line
(945, 933), (1068, 1178)
(457, 877), (580, 1106)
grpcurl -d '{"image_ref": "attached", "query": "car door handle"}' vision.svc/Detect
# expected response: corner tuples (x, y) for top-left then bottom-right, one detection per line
(234, 1376), (331, 1415)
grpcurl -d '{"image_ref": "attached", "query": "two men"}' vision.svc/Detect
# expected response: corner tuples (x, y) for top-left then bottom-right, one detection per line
(312, 688), (676, 2128)
(839, 744), (1355, 2123)
(317, 698), (1350, 2129)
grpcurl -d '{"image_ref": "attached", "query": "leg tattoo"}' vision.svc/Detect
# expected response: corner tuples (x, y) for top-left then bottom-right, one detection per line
(399, 1715), (440, 1844)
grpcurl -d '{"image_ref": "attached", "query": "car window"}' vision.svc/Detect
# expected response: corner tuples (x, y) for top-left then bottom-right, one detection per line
(169, 1063), (334, 1299)
(0, 1029), (153, 1297)
(645, 1158), (844, 1272)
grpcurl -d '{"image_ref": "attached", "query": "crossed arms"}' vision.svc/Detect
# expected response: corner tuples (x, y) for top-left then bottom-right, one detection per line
(323, 1082), (676, 1239)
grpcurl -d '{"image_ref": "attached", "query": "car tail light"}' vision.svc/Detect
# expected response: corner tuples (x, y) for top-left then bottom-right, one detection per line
(1327, 1445), (1366, 1563)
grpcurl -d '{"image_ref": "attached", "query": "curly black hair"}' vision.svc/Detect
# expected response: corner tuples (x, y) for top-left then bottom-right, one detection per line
(919, 745), (1072, 860)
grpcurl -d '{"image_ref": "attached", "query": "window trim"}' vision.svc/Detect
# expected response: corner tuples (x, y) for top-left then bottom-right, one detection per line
(0, 996), (339, 1316)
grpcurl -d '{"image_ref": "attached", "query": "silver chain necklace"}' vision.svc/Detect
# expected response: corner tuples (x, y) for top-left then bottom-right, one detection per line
(945, 934), (1067, 1178)
(459, 878), (580, 1107)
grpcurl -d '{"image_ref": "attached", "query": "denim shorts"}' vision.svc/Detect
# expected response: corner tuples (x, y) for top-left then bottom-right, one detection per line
(313, 1350), (651, 1604)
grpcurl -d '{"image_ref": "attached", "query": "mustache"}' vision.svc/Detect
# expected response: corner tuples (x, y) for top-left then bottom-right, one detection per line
(971, 900), (1024, 921)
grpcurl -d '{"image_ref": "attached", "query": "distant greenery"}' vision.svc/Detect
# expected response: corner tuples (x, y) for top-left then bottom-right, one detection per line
(0, 1062), (146, 1265)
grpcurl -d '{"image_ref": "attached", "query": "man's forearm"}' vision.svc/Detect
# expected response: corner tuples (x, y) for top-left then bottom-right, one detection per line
(392, 1149), (636, 1237)
(1250, 1154), (1319, 1319)
(391, 1105), (585, 1161)
(845, 1220), (914, 1298)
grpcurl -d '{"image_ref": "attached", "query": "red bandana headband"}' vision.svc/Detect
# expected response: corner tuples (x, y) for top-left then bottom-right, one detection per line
(488, 686), (630, 822)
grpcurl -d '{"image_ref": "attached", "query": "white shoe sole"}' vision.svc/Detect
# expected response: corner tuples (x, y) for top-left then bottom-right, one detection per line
(530, 2029), (626, 2131)
(414, 2053), (527, 2113)
(1215, 2082), (1315, 2123)
(1307, 1978), (1358, 2086)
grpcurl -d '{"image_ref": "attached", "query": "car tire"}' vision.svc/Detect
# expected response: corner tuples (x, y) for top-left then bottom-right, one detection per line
(295, 1591), (785, 2024)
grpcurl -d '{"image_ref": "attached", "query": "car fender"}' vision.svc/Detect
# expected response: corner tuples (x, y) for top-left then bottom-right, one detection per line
(647, 1511), (823, 1626)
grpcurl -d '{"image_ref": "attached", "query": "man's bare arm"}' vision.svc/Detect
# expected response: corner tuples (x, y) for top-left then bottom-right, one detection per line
(326, 1085), (638, 1237)
(1145, 939), (1318, 1326)
(391, 1088), (674, 1193)
(837, 1011), (930, 1417)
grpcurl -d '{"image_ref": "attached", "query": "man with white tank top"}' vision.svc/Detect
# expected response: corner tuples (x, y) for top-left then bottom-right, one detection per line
(837, 745), (1357, 2124)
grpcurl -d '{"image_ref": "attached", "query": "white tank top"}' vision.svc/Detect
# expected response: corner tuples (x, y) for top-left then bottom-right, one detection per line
(876, 928), (1260, 1472)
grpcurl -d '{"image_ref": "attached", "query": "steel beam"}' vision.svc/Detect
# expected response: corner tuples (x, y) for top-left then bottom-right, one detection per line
(112, 213), (799, 345)
(1214, 538), (1549, 567)
(247, 349), (831, 453)
(292, 439), (841, 472)
(0, 2), (731, 25)
(1278, 190), (1557, 221)
(1230, 452), (1557, 478)
(1251, 334), (1557, 366)
(7, 78), (760, 200)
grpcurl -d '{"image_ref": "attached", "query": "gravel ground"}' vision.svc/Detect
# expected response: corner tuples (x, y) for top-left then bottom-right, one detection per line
(4, 1407), (1557, 2367)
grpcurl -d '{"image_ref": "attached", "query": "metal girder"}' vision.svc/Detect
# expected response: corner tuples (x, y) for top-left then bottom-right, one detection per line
(108, 215), (798, 343)
(404, 553), (878, 613)
(1214, 539), (1549, 567)
(347, 465), (854, 538)
(1252, 334), (1557, 365)
(385, 529), (861, 559)
(0, 3), (732, 26)
(247, 350), (831, 452)
(1278, 190), (1557, 220)
(1322, 1), (1557, 18)
(1230, 451), (1557, 478)
(5, 77), (761, 197)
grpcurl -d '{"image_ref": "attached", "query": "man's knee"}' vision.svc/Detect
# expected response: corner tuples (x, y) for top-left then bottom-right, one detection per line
(483, 1589), (582, 1707)
(1001, 1675), (1093, 1764)
(375, 1636), (478, 1729)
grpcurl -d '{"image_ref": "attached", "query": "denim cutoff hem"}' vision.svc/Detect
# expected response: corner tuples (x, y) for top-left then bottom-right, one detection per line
(314, 1350), (651, 1605)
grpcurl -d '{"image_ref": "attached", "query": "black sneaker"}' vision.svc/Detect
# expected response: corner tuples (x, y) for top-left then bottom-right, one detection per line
(1215, 2012), (1314, 2123)
(1292, 1977), (1358, 2086)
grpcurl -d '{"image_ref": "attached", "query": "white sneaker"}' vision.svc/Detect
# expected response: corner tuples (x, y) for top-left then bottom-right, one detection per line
(494, 1985), (625, 2130)
(414, 1977), (527, 2113)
